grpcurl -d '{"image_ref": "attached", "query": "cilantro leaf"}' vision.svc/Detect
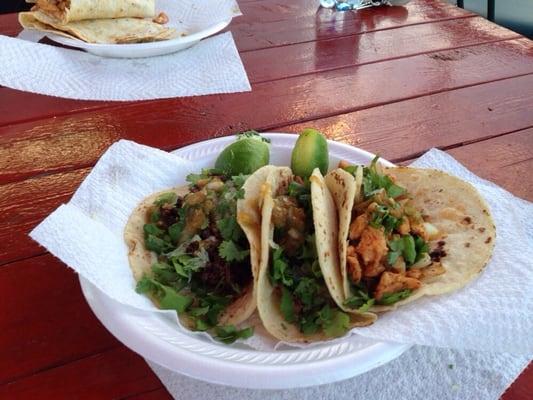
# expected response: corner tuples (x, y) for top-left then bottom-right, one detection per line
(217, 217), (242, 241)
(294, 277), (319, 308)
(231, 174), (249, 188)
(319, 305), (351, 338)
(414, 235), (429, 262)
(168, 221), (185, 242)
(145, 234), (173, 254)
(379, 289), (412, 305)
(271, 247), (293, 287)
(280, 286), (296, 323)
(154, 192), (177, 206)
(136, 276), (192, 313)
(144, 223), (164, 238)
(214, 325), (254, 344)
(150, 209), (160, 223)
(402, 235), (416, 265)
(219, 240), (250, 262)
(344, 290), (375, 312)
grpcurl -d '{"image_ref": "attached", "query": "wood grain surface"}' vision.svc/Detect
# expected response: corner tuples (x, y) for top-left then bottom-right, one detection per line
(0, 0), (531, 398)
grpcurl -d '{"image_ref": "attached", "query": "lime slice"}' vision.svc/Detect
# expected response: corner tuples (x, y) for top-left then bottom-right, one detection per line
(215, 132), (270, 175)
(291, 128), (329, 178)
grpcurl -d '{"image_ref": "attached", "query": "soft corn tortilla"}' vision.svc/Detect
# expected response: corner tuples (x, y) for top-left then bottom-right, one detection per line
(327, 166), (496, 313)
(29, 0), (155, 24)
(19, 11), (176, 44)
(125, 179), (263, 327)
(256, 167), (375, 343)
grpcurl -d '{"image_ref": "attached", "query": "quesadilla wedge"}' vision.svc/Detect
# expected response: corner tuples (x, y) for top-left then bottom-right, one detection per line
(326, 157), (496, 313)
(26, 0), (155, 24)
(255, 167), (375, 343)
(125, 168), (271, 341)
(20, 1), (176, 44)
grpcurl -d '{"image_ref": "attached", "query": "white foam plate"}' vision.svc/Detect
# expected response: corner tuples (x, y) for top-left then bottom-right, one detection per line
(79, 133), (410, 389)
(46, 18), (231, 58)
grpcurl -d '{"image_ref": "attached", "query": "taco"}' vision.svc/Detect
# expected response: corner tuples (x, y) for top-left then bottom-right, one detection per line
(125, 167), (271, 340)
(255, 167), (375, 343)
(325, 157), (496, 313)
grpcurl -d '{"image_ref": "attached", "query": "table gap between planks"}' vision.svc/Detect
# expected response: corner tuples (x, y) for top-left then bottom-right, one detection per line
(0, 0), (532, 398)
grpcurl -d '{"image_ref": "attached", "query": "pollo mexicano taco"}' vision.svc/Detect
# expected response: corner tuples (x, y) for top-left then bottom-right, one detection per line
(325, 158), (496, 313)
(125, 167), (271, 343)
(255, 167), (375, 343)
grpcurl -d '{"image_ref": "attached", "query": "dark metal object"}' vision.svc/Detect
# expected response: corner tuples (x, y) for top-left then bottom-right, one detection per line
(487, 0), (495, 21)
(456, 1), (495, 22)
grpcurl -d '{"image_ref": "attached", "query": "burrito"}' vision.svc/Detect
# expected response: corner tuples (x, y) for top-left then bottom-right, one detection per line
(125, 167), (272, 342)
(325, 157), (496, 313)
(19, 0), (176, 44)
(254, 167), (375, 343)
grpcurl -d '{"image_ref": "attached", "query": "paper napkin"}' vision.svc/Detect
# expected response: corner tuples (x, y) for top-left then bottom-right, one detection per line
(0, 0), (250, 100)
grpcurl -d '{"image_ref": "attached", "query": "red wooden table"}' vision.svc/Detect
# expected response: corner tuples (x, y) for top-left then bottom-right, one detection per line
(0, 0), (532, 398)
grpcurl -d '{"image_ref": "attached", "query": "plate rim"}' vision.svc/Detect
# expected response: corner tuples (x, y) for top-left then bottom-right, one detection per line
(45, 18), (231, 51)
(78, 133), (410, 389)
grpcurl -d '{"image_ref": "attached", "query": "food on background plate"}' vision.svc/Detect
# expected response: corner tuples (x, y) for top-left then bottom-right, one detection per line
(125, 133), (272, 344)
(326, 158), (496, 313)
(19, 0), (176, 44)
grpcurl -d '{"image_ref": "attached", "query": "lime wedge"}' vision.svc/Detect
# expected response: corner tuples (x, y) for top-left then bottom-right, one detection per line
(215, 132), (270, 175)
(291, 129), (329, 178)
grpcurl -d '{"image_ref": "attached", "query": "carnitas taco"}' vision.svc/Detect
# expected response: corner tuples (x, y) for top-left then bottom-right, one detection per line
(325, 157), (496, 313)
(125, 167), (271, 343)
(255, 167), (375, 343)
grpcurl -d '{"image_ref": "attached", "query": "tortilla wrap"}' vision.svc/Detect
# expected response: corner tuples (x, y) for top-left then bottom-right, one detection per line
(326, 166), (496, 313)
(29, 0), (155, 24)
(256, 167), (375, 343)
(19, 11), (176, 44)
(125, 178), (262, 327)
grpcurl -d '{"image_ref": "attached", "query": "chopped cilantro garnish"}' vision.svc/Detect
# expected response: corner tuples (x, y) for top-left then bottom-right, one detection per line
(154, 192), (177, 206)
(271, 247), (293, 287)
(387, 234), (428, 266)
(136, 276), (192, 313)
(214, 325), (254, 344)
(280, 286), (296, 323)
(144, 223), (164, 238)
(145, 234), (173, 254)
(319, 305), (351, 338)
(362, 156), (406, 199)
(217, 216), (242, 241)
(294, 277), (319, 308)
(344, 289), (375, 312)
(379, 289), (412, 305)
(219, 240), (250, 262)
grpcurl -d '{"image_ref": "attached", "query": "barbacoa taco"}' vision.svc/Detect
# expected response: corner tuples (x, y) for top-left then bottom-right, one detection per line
(325, 157), (496, 313)
(254, 167), (375, 343)
(125, 167), (271, 343)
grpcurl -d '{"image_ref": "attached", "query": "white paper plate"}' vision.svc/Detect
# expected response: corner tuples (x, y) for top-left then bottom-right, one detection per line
(46, 18), (231, 58)
(79, 133), (410, 389)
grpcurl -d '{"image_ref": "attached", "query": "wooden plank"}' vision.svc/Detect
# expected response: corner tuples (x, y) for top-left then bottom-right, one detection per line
(240, 16), (519, 83)
(0, 168), (90, 265)
(0, 253), (119, 384)
(0, 347), (162, 399)
(0, 14), (506, 127)
(125, 388), (171, 400)
(0, 0), (473, 43)
(1, 38), (532, 184)
(1, 74), (532, 265)
(233, 0), (473, 51)
(502, 363), (533, 400)
(280, 74), (533, 162)
(445, 127), (533, 201)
